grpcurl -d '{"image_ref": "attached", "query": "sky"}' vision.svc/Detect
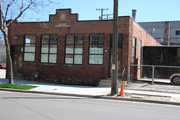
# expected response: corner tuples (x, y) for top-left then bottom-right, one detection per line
(2, 0), (180, 23)
(36, 0), (180, 22)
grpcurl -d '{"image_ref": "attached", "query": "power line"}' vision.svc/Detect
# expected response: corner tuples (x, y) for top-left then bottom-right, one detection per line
(96, 8), (108, 20)
(103, 14), (113, 20)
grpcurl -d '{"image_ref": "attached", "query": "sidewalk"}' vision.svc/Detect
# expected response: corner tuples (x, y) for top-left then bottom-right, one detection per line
(1, 77), (180, 105)
(0, 78), (111, 96)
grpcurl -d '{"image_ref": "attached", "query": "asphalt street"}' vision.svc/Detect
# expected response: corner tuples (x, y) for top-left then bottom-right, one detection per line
(0, 91), (180, 120)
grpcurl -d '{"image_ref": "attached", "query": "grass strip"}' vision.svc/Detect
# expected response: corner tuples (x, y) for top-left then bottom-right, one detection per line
(0, 83), (37, 90)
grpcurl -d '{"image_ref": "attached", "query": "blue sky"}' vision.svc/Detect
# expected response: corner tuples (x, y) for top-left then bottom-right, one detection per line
(6, 0), (180, 22)
(44, 0), (180, 22)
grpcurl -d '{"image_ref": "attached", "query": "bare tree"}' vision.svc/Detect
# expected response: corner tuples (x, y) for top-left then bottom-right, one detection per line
(0, 0), (60, 84)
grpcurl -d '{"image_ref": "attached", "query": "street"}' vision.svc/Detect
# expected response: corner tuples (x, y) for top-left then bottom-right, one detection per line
(0, 91), (180, 120)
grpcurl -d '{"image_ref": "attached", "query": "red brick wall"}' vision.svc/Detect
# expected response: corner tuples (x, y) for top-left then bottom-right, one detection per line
(8, 9), (160, 85)
(129, 20), (161, 80)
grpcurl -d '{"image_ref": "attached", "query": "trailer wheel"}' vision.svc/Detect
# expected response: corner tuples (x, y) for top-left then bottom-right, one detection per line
(171, 76), (180, 85)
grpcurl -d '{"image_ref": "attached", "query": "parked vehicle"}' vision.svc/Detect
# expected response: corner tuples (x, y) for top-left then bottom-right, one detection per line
(0, 63), (6, 69)
(170, 73), (180, 85)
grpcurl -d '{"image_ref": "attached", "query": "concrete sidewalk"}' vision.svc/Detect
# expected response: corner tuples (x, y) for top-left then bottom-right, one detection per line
(0, 78), (111, 96)
(1, 78), (180, 105)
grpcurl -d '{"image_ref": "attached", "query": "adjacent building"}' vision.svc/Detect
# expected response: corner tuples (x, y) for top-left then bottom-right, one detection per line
(7, 9), (160, 85)
(0, 40), (6, 63)
(139, 21), (180, 45)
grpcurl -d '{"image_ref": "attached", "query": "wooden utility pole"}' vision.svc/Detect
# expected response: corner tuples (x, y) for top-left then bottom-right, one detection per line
(111, 0), (118, 95)
(96, 8), (108, 20)
(103, 14), (113, 20)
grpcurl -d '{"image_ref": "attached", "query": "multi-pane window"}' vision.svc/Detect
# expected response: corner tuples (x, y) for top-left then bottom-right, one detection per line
(89, 34), (104, 64)
(65, 35), (83, 64)
(41, 35), (57, 63)
(110, 34), (123, 48)
(175, 30), (180, 35)
(133, 37), (137, 64)
(24, 35), (36, 62)
(138, 40), (142, 65)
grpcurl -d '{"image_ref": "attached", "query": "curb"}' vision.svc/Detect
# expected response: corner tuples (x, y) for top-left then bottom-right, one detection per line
(126, 88), (180, 95)
(1, 88), (180, 106)
(103, 96), (180, 106)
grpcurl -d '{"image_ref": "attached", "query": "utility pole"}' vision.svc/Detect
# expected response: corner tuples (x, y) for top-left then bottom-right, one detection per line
(111, 0), (118, 95)
(96, 8), (108, 20)
(103, 14), (113, 20)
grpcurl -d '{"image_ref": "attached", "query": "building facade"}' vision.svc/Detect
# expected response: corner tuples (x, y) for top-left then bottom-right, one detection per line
(139, 21), (180, 45)
(8, 9), (160, 85)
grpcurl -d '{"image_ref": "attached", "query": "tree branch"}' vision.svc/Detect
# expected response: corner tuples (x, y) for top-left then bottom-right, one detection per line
(7, 0), (33, 27)
(0, 3), (2, 27)
(0, 4), (6, 31)
(0, 3), (6, 28)
(4, 0), (15, 22)
(20, 0), (24, 12)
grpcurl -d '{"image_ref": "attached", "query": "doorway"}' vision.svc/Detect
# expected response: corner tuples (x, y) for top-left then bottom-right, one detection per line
(11, 45), (23, 77)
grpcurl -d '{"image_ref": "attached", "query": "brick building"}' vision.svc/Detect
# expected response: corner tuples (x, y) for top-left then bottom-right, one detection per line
(8, 9), (161, 85)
